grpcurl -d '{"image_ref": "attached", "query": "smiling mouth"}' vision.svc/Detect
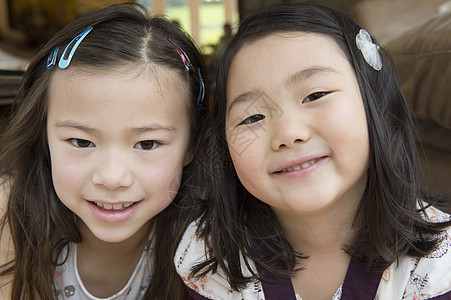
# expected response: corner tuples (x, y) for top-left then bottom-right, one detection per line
(274, 158), (320, 173)
(92, 202), (135, 211)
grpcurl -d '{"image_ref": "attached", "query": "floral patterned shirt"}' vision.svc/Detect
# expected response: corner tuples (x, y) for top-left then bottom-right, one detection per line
(175, 206), (451, 300)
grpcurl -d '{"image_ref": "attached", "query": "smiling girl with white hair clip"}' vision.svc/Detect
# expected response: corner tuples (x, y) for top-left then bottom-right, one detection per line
(174, 2), (451, 300)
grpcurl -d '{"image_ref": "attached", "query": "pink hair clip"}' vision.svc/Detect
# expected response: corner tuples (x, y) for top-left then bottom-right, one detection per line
(163, 34), (195, 74)
(163, 34), (205, 110)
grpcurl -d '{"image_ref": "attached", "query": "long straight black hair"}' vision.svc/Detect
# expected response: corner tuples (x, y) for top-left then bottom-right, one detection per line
(0, 3), (207, 299)
(192, 2), (450, 291)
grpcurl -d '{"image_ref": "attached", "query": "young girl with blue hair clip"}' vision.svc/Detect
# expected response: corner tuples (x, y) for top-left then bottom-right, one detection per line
(0, 3), (207, 299)
(175, 2), (451, 299)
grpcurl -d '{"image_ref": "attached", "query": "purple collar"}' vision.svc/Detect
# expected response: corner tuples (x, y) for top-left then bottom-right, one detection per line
(186, 259), (382, 300)
(260, 259), (382, 300)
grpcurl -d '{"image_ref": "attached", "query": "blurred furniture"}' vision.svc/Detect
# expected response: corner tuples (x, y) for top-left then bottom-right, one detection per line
(352, 0), (451, 200)
(0, 70), (23, 106)
(351, 0), (450, 44)
(238, 0), (361, 21)
(0, 44), (27, 106)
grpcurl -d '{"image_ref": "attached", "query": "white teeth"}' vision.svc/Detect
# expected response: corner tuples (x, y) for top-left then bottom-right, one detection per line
(113, 203), (122, 210)
(94, 202), (134, 211)
(279, 158), (318, 173)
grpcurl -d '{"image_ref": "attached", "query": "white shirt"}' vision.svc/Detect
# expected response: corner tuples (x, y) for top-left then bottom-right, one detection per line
(54, 240), (151, 300)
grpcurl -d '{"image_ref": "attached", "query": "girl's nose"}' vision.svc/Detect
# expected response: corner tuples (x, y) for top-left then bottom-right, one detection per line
(91, 151), (134, 189)
(270, 112), (310, 151)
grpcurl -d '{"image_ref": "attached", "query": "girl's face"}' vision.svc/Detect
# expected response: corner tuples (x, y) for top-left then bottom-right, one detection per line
(225, 33), (370, 220)
(47, 66), (192, 243)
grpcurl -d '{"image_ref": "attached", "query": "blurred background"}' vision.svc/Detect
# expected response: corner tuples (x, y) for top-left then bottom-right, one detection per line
(1, 0), (449, 72)
(1, 0), (450, 71)
(0, 0), (366, 70)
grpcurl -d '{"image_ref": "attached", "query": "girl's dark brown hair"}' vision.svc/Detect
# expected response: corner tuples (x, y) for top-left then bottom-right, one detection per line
(0, 3), (207, 299)
(192, 2), (451, 291)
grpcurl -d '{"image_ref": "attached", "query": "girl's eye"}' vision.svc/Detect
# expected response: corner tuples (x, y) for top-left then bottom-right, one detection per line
(303, 91), (329, 103)
(239, 114), (265, 125)
(134, 140), (159, 150)
(68, 138), (95, 148)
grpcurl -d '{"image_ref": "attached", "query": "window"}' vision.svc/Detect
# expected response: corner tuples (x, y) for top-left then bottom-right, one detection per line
(143, 0), (237, 55)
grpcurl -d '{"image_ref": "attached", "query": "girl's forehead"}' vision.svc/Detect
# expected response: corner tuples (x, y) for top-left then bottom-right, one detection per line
(48, 64), (191, 112)
(51, 63), (189, 92)
(228, 32), (348, 82)
(235, 32), (340, 59)
(47, 63), (192, 125)
(60, 63), (181, 79)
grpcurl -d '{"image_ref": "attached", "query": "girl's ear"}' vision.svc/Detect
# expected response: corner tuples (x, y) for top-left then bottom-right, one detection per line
(183, 148), (194, 166)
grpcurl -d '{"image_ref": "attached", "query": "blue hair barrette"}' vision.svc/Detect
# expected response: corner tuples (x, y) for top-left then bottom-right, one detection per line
(46, 46), (60, 70)
(197, 67), (205, 110)
(46, 26), (93, 70)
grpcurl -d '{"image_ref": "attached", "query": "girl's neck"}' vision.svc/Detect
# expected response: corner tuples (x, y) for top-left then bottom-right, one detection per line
(75, 220), (152, 298)
(274, 197), (359, 255)
(284, 215), (352, 254)
(274, 200), (359, 300)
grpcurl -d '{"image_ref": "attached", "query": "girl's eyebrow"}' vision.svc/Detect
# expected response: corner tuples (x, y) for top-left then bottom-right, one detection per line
(228, 90), (262, 114)
(54, 120), (96, 132)
(54, 120), (177, 133)
(285, 66), (338, 86)
(127, 125), (178, 135)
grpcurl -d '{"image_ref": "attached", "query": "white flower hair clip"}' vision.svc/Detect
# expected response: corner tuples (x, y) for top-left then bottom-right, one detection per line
(356, 29), (382, 71)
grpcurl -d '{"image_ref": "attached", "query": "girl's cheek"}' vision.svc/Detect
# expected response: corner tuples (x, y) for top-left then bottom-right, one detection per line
(227, 125), (261, 157)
